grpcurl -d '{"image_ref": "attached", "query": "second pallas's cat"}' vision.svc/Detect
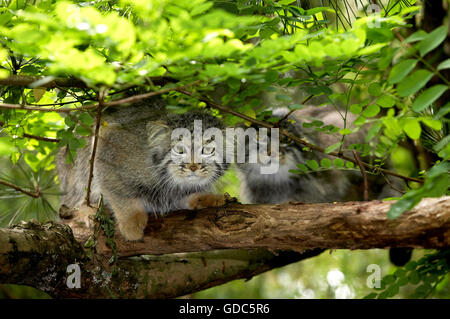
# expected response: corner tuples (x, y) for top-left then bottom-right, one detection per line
(57, 99), (229, 240)
(235, 105), (399, 204)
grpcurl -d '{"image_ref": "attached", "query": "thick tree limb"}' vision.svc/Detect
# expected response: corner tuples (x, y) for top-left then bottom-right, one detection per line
(0, 220), (320, 298)
(68, 196), (449, 258)
(0, 196), (448, 298)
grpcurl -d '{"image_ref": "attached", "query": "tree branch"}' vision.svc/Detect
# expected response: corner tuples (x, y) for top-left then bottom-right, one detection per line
(0, 75), (172, 89)
(0, 80), (202, 113)
(0, 221), (321, 298)
(23, 133), (60, 143)
(63, 196), (450, 257)
(353, 150), (369, 201)
(0, 179), (40, 198)
(0, 196), (448, 298)
(86, 88), (107, 206)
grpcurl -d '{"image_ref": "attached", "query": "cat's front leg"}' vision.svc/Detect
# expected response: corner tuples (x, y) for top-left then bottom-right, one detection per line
(109, 197), (148, 241)
(184, 193), (227, 210)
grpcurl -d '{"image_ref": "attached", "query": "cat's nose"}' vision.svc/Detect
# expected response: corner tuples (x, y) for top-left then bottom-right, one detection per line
(188, 164), (198, 172)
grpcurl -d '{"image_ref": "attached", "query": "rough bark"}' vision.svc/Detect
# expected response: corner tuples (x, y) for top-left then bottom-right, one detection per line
(0, 221), (321, 298)
(66, 196), (450, 257)
(0, 196), (449, 298)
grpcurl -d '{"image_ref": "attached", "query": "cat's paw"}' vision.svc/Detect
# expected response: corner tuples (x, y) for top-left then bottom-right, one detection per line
(188, 193), (227, 210)
(117, 211), (148, 241)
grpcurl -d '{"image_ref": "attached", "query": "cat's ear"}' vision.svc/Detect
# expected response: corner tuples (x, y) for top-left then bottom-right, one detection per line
(146, 121), (170, 142)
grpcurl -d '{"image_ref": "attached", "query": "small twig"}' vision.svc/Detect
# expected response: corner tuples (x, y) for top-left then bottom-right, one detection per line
(176, 88), (425, 185)
(381, 173), (406, 195)
(27, 100), (82, 107)
(23, 133), (60, 143)
(353, 150), (369, 201)
(0, 179), (40, 198)
(273, 94), (314, 127)
(0, 75), (173, 89)
(0, 102), (89, 113)
(0, 80), (202, 113)
(86, 88), (108, 207)
(104, 80), (202, 108)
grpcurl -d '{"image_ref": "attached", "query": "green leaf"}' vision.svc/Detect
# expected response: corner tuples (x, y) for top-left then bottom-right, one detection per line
(306, 159), (319, 170)
(394, 268), (407, 278)
(339, 128), (352, 135)
(368, 83), (382, 97)
(24, 152), (40, 172)
(420, 118), (442, 131)
(435, 102), (450, 119)
(382, 274), (396, 285)
(191, 2), (214, 16)
(79, 113), (94, 126)
(419, 26), (447, 57)
(437, 59), (450, 71)
(64, 116), (77, 128)
(275, 94), (292, 102)
(397, 70), (433, 97)
(388, 197), (419, 219)
(325, 142), (342, 154)
(305, 7), (333, 16)
(438, 144), (450, 160)
(362, 105), (380, 117)
(403, 119), (421, 140)
(353, 115), (366, 127)
(376, 95), (396, 108)
(84, 236), (96, 248)
(433, 135), (450, 152)
(75, 126), (92, 136)
(412, 85), (448, 112)
(265, 70), (278, 83)
(296, 163), (309, 172)
(408, 270), (420, 284)
(427, 161), (450, 178)
(349, 104), (362, 114)
(404, 261), (417, 271)
(320, 158), (332, 168)
(388, 59), (417, 85)
(288, 104), (304, 110)
(386, 284), (399, 297)
(0, 138), (16, 155)
(345, 161), (354, 168)
(278, 0), (297, 5)
(404, 30), (427, 43)
(333, 158), (344, 168)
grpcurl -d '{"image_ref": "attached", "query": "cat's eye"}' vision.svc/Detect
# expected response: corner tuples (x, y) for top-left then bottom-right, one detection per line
(202, 146), (215, 156)
(172, 144), (185, 155)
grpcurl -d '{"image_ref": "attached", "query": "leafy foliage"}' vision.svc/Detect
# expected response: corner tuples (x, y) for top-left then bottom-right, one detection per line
(365, 249), (450, 299)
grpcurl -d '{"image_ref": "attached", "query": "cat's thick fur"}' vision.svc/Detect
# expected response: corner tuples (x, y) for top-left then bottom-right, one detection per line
(236, 105), (399, 204)
(57, 99), (229, 240)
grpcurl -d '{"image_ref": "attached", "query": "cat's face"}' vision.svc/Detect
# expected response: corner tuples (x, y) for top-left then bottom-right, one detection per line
(167, 134), (226, 187)
(236, 130), (299, 174)
(146, 112), (228, 189)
